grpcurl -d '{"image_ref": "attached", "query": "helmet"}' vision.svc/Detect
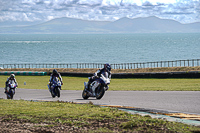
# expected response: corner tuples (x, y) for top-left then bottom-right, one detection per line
(10, 74), (15, 78)
(53, 69), (58, 75)
(104, 63), (111, 72)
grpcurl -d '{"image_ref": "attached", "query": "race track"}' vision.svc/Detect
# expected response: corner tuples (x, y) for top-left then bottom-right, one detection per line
(0, 88), (200, 115)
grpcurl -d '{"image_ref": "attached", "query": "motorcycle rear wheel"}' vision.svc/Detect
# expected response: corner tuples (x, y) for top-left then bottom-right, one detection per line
(95, 86), (105, 99)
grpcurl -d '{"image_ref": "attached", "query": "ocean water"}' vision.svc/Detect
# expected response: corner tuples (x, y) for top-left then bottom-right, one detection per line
(0, 33), (200, 64)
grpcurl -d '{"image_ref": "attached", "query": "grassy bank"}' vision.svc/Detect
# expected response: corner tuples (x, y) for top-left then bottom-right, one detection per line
(0, 99), (199, 132)
(1, 66), (200, 73)
(0, 75), (200, 91)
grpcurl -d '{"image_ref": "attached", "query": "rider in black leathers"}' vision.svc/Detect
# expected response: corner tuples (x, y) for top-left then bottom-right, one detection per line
(86, 63), (111, 90)
(49, 69), (63, 91)
(5, 74), (18, 93)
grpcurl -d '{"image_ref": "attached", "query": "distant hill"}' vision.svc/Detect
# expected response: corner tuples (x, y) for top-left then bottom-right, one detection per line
(103, 16), (199, 33)
(0, 16), (200, 33)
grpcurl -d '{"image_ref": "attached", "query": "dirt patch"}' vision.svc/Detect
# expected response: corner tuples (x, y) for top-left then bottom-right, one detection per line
(0, 116), (183, 133)
(0, 66), (200, 74)
(0, 116), (129, 133)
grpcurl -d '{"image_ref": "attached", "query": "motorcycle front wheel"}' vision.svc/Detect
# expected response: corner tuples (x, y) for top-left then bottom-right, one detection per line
(95, 86), (105, 99)
(7, 90), (14, 99)
(82, 89), (89, 99)
(7, 95), (10, 99)
(51, 89), (55, 98)
(55, 87), (60, 98)
(7, 94), (13, 99)
(10, 93), (13, 99)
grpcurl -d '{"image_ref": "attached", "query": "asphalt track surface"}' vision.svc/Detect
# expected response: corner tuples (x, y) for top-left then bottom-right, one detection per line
(1, 88), (200, 115)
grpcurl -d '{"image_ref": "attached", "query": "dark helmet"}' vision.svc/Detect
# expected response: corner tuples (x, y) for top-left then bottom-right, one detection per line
(104, 63), (111, 72)
(53, 69), (58, 75)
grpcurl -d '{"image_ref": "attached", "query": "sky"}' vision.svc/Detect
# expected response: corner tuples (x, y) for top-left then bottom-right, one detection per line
(0, 0), (199, 24)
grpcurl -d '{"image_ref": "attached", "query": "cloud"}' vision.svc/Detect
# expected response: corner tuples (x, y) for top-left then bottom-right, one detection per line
(0, 0), (199, 24)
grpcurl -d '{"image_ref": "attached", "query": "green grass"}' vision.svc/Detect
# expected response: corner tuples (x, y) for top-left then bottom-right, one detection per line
(111, 78), (200, 91)
(0, 75), (86, 90)
(0, 75), (200, 91)
(0, 76), (200, 91)
(0, 99), (199, 132)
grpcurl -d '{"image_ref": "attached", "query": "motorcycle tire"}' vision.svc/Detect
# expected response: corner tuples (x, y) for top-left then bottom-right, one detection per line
(7, 94), (13, 99)
(55, 87), (60, 98)
(51, 92), (55, 98)
(51, 88), (55, 98)
(82, 89), (89, 99)
(7, 95), (10, 99)
(10, 93), (13, 99)
(7, 90), (14, 99)
(10, 89), (14, 99)
(95, 86), (105, 99)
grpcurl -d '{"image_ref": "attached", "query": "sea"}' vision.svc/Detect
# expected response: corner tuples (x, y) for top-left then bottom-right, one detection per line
(0, 33), (200, 64)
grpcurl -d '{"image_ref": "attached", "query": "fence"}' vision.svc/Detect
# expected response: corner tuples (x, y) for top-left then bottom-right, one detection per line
(0, 63), (104, 69)
(112, 59), (200, 69)
(0, 59), (200, 69)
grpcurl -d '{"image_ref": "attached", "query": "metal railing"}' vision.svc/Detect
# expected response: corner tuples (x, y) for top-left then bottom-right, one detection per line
(0, 63), (105, 69)
(111, 59), (200, 69)
(0, 59), (200, 69)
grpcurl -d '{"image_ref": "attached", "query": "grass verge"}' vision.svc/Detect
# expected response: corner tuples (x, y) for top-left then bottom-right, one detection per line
(0, 75), (200, 91)
(0, 99), (200, 132)
(1, 66), (200, 73)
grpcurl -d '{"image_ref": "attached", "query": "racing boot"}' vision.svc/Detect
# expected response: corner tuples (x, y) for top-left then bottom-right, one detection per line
(4, 87), (7, 93)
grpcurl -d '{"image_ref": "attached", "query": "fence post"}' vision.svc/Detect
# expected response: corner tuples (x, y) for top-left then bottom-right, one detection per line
(192, 59), (194, 67)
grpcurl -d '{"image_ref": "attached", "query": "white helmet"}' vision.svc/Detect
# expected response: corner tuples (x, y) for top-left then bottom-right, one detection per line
(10, 74), (15, 78)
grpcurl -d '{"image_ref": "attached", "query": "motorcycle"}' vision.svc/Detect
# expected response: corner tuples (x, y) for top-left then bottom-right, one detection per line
(48, 77), (61, 98)
(82, 72), (110, 99)
(5, 81), (17, 99)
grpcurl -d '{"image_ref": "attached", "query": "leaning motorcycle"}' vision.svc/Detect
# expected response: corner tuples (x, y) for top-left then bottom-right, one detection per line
(5, 81), (17, 99)
(48, 77), (61, 98)
(82, 72), (110, 99)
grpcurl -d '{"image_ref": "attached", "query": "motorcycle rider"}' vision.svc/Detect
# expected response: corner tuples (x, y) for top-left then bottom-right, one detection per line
(5, 74), (18, 93)
(86, 63), (111, 90)
(49, 69), (63, 92)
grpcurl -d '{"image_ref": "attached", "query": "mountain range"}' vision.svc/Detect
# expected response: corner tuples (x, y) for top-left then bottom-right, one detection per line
(0, 16), (200, 33)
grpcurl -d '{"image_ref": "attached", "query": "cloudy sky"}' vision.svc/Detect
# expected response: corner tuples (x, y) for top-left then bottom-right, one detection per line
(0, 0), (199, 24)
